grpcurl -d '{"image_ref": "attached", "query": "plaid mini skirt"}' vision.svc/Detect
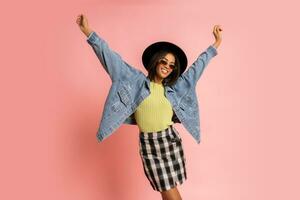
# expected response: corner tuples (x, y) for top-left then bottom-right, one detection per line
(139, 125), (187, 192)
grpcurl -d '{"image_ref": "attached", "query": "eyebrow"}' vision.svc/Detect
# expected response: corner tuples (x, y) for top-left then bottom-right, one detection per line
(162, 58), (175, 64)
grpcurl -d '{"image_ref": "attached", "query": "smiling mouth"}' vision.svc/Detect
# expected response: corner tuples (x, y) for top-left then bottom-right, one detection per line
(161, 68), (168, 74)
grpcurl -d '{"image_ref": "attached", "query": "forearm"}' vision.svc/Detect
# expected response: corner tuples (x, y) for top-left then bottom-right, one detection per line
(181, 45), (218, 85)
(86, 31), (140, 82)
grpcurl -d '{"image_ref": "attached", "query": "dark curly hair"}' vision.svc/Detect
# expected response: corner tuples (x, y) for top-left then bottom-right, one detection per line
(146, 50), (181, 87)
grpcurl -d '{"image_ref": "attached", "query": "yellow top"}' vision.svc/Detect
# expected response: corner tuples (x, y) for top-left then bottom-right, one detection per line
(134, 81), (174, 132)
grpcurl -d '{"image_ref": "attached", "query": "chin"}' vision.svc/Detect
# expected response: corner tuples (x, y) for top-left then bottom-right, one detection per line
(160, 71), (170, 78)
(159, 75), (168, 79)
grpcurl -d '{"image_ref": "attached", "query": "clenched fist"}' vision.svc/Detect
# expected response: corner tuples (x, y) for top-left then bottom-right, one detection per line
(76, 14), (92, 37)
(212, 25), (223, 49)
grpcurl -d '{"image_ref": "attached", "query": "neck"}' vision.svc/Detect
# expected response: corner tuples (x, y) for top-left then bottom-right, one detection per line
(153, 76), (163, 85)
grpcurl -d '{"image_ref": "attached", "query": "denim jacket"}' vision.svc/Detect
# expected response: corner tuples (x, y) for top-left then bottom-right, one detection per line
(86, 31), (217, 144)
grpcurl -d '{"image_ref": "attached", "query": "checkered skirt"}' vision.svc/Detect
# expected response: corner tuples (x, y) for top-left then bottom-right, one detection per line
(139, 125), (187, 192)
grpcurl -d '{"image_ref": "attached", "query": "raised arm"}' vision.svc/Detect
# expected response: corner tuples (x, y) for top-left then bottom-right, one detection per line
(181, 45), (218, 86)
(180, 25), (222, 87)
(76, 14), (141, 82)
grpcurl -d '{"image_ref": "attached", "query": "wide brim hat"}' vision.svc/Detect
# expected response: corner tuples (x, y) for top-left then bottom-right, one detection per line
(142, 41), (188, 75)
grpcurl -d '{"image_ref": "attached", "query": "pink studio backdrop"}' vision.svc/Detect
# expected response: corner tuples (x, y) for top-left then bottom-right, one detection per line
(1, 0), (299, 200)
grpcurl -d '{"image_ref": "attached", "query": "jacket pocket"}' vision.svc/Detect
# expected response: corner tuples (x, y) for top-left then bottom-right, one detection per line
(110, 86), (132, 113)
(181, 95), (197, 107)
(180, 95), (198, 116)
(117, 86), (132, 107)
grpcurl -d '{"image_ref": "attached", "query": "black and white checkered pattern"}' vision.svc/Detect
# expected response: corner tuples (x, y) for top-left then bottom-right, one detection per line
(139, 125), (187, 192)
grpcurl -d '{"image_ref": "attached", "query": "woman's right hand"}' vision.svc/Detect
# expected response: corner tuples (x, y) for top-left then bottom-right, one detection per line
(76, 14), (92, 37)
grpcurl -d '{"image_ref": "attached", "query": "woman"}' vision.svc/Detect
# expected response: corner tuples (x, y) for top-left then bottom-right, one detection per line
(76, 14), (222, 200)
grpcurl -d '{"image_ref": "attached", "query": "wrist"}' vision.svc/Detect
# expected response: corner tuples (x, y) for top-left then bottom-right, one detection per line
(83, 28), (92, 37)
(213, 40), (221, 48)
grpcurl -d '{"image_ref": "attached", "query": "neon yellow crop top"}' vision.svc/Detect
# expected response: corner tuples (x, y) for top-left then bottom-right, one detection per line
(134, 81), (174, 132)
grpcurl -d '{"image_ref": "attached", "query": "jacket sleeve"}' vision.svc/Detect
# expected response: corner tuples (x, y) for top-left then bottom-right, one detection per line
(181, 45), (218, 86)
(86, 31), (141, 82)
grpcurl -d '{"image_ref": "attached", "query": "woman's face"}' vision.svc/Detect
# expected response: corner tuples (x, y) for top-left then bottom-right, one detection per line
(155, 53), (176, 80)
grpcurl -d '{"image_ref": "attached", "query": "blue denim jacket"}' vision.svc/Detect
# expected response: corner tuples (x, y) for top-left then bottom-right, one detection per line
(86, 31), (217, 144)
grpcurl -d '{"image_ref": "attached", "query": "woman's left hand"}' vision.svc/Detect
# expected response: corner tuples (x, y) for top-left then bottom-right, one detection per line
(212, 25), (223, 49)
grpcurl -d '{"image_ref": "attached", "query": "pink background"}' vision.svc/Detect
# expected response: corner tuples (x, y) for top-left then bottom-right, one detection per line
(1, 0), (299, 199)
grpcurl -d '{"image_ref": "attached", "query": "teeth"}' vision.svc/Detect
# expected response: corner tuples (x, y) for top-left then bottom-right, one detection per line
(161, 68), (168, 73)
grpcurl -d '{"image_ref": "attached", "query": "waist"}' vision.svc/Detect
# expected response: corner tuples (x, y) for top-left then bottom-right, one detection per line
(139, 124), (174, 139)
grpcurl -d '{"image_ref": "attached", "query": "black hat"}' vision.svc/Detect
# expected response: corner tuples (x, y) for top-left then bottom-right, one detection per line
(142, 41), (188, 75)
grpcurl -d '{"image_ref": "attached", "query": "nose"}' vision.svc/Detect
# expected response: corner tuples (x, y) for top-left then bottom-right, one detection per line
(162, 63), (172, 69)
(163, 64), (170, 69)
